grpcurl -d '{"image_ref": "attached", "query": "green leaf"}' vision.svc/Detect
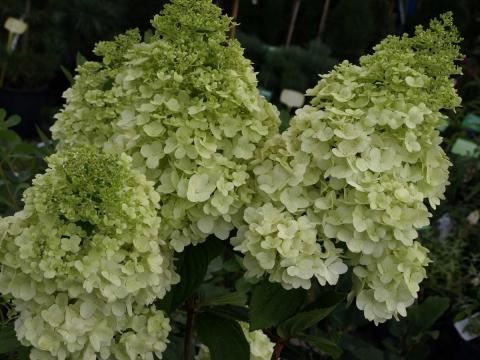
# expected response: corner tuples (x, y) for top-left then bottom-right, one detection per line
(408, 296), (449, 330)
(0, 108), (6, 121)
(144, 29), (154, 44)
(36, 125), (54, 154)
(0, 129), (21, 145)
(301, 291), (348, 313)
(15, 345), (32, 360)
(0, 114), (21, 129)
(103, 77), (114, 91)
(14, 143), (37, 154)
(158, 237), (223, 314)
(296, 334), (343, 359)
(387, 316), (407, 337)
(195, 313), (249, 360)
(60, 65), (75, 86)
(197, 283), (227, 301)
(223, 258), (241, 272)
(203, 305), (250, 322)
(199, 292), (247, 307)
(249, 280), (306, 331)
(276, 291), (347, 339)
(162, 335), (190, 360)
(76, 52), (87, 67)
(0, 324), (22, 354)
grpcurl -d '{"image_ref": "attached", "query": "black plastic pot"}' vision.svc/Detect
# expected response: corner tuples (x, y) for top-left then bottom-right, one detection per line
(0, 86), (47, 138)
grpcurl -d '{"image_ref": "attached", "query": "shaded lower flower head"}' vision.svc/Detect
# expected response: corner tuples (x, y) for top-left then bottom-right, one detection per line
(0, 146), (178, 359)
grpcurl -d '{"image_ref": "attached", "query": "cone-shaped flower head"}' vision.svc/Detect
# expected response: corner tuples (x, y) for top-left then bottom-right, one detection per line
(0, 146), (177, 360)
(51, 0), (280, 251)
(234, 13), (462, 323)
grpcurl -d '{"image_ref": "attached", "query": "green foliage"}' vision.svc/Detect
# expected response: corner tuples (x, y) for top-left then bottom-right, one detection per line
(249, 280), (306, 331)
(276, 292), (347, 338)
(378, 296), (450, 360)
(296, 334), (343, 359)
(194, 313), (250, 360)
(159, 238), (223, 315)
(0, 324), (22, 355)
(0, 110), (49, 216)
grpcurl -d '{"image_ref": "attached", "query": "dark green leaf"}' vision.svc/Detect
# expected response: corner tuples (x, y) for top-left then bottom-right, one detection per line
(408, 296), (449, 330)
(76, 52), (87, 67)
(144, 29), (154, 44)
(223, 258), (241, 272)
(330, 315), (340, 344)
(0, 108), (6, 121)
(0, 324), (22, 354)
(162, 335), (189, 360)
(276, 292), (347, 338)
(0, 114), (21, 129)
(36, 126), (54, 155)
(158, 237), (223, 314)
(296, 334), (343, 359)
(195, 313), (249, 360)
(0, 130), (21, 145)
(197, 283), (227, 301)
(249, 280), (306, 331)
(14, 143), (37, 154)
(204, 305), (250, 322)
(0, 195), (14, 207)
(60, 65), (75, 86)
(301, 291), (347, 313)
(199, 292), (247, 307)
(15, 345), (32, 360)
(387, 316), (407, 337)
(103, 77), (114, 91)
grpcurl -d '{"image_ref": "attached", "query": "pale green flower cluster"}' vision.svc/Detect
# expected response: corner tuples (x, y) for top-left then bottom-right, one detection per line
(0, 146), (177, 359)
(51, 0), (280, 251)
(195, 321), (274, 360)
(232, 203), (347, 290)
(235, 13), (461, 323)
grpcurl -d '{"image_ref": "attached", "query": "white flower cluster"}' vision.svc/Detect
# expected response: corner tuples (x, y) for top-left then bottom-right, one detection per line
(51, 0), (280, 252)
(232, 203), (347, 290)
(0, 146), (178, 359)
(234, 14), (462, 323)
(195, 321), (274, 360)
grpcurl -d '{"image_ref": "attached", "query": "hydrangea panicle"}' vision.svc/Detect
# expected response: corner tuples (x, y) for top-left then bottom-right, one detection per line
(0, 146), (177, 359)
(234, 13), (461, 324)
(51, 0), (281, 252)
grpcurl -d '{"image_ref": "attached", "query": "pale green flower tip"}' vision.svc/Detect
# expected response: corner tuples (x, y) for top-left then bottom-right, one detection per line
(152, 0), (233, 41)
